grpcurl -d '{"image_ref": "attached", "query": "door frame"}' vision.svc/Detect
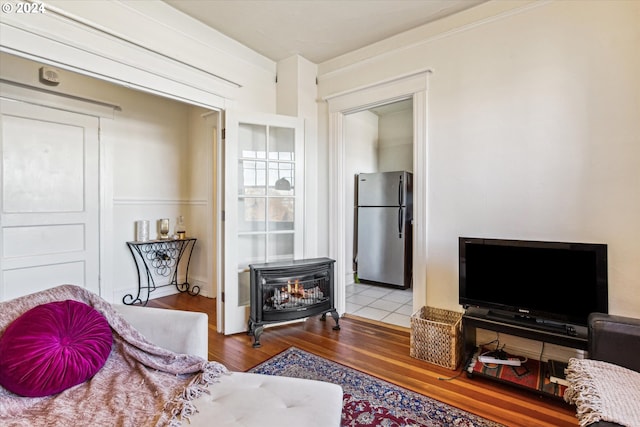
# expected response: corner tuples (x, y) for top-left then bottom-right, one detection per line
(324, 70), (430, 315)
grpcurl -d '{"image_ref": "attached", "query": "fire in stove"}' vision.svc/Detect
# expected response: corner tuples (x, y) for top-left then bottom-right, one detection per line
(266, 279), (326, 310)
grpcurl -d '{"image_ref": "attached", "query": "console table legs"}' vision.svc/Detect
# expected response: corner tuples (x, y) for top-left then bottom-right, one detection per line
(124, 238), (199, 305)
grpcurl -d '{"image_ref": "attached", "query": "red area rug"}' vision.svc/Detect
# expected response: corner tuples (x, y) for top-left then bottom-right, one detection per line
(249, 347), (504, 427)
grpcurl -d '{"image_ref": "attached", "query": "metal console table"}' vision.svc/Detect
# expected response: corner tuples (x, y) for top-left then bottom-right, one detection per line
(124, 238), (199, 305)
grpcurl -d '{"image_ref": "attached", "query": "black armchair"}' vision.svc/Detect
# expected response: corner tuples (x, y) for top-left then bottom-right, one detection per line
(588, 313), (640, 372)
(565, 313), (640, 427)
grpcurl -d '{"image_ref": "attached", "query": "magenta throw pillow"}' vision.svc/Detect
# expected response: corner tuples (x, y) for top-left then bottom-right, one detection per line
(0, 299), (113, 397)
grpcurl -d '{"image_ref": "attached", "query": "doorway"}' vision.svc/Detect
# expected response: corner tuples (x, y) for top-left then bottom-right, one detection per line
(325, 70), (429, 329)
(0, 53), (221, 307)
(343, 99), (414, 328)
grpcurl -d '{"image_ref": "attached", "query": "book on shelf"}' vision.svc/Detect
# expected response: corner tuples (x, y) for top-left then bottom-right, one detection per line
(548, 359), (569, 387)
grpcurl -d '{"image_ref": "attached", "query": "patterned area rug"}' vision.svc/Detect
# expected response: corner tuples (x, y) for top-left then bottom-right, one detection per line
(248, 347), (504, 427)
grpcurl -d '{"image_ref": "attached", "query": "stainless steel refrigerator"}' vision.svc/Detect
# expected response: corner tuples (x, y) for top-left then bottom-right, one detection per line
(356, 171), (413, 289)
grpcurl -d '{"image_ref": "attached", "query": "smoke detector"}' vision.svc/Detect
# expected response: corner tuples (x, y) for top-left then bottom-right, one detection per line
(39, 67), (60, 86)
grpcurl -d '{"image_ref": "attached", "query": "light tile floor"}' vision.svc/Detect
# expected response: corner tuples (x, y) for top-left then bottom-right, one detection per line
(345, 282), (413, 328)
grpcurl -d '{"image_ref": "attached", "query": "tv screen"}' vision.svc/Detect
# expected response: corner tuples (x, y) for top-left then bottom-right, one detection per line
(459, 237), (608, 326)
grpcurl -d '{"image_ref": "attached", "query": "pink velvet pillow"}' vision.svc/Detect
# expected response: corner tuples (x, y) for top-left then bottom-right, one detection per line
(0, 299), (113, 397)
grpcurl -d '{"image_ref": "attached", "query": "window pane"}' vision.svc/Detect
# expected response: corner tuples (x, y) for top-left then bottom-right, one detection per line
(238, 160), (266, 196)
(268, 197), (294, 231)
(238, 197), (266, 232)
(268, 162), (294, 196)
(238, 234), (265, 267)
(268, 127), (295, 161)
(268, 233), (294, 261)
(239, 123), (266, 159)
(238, 271), (250, 307)
(235, 122), (299, 278)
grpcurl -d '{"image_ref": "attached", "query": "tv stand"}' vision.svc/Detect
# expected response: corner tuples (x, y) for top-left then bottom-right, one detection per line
(463, 307), (586, 399)
(463, 307), (588, 352)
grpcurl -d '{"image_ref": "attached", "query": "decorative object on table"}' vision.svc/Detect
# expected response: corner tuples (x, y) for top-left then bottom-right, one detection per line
(135, 220), (149, 242)
(124, 238), (199, 305)
(249, 346), (503, 427)
(175, 215), (186, 239)
(158, 218), (170, 239)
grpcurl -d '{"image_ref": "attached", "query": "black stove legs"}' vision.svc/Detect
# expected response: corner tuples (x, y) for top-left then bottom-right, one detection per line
(248, 308), (340, 348)
(248, 320), (264, 348)
(320, 308), (341, 330)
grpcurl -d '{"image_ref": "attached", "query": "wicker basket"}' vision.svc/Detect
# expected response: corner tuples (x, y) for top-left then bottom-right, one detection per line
(410, 306), (464, 370)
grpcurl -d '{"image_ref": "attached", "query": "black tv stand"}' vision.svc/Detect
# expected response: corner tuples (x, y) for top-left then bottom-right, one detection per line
(463, 307), (587, 351)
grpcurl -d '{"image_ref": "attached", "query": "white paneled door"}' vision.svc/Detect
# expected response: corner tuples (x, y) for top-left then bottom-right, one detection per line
(0, 99), (100, 301)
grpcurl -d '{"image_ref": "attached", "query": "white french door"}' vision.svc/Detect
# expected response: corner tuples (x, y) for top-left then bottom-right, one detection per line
(0, 99), (100, 301)
(221, 111), (304, 334)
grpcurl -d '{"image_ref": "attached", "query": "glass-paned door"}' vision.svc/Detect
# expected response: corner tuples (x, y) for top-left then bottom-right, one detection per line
(222, 112), (303, 334)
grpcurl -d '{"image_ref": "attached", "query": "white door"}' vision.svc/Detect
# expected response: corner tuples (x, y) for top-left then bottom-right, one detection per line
(222, 111), (304, 334)
(0, 99), (100, 301)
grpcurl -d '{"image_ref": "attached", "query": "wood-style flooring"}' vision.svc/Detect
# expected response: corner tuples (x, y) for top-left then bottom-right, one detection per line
(147, 293), (578, 427)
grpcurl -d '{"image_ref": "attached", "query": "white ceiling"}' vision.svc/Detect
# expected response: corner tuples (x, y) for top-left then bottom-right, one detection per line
(163, 0), (486, 64)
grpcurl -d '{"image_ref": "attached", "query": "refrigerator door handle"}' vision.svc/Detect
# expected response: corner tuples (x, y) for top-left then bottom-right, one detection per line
(398, 175), (404, 206)
(398, 207), (404, 238)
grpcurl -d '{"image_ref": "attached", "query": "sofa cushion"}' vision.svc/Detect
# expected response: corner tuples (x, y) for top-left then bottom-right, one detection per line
(0, 299), (113, 397)
(186, 372), (343, 427)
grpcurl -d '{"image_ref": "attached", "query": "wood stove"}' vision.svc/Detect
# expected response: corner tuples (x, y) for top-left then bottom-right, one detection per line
(248, 257), (340, 347)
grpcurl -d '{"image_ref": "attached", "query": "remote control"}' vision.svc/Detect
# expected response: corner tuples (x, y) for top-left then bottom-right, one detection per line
(478, 355), (522, 366)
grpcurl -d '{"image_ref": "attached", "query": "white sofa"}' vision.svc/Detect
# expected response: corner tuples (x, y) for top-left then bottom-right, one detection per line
(114, 304), (344, 427)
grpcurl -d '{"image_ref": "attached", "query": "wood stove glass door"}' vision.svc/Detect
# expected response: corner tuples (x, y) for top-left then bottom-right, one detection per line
(222, 111), (304, 334)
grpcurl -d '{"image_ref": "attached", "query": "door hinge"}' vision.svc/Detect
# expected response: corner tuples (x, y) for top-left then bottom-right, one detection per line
(221, 210), (225, 221)
(222, 128), (226, 139)
(221, 292), (225, 303)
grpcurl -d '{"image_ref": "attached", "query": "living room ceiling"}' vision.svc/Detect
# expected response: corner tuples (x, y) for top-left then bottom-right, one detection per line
(162, 0), (486, 63)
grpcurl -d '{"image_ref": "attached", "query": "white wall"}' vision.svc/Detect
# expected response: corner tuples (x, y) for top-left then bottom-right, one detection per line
(107, 87), (217, 302)
(317, 0), (640, 358)
(276, 55), (323, 258)
(378, 108), (413, 172)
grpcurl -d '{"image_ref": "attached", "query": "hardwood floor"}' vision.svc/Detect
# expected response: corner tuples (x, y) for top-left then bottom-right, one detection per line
(147, 293), (578, 427)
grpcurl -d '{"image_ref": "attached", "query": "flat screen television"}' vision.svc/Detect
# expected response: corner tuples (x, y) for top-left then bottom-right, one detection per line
(459, 237), (608, 327)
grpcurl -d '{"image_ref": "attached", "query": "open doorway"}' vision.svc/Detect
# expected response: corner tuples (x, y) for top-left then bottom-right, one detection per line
(0, 52), (221, 310)
(343, 99), (414, 328)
